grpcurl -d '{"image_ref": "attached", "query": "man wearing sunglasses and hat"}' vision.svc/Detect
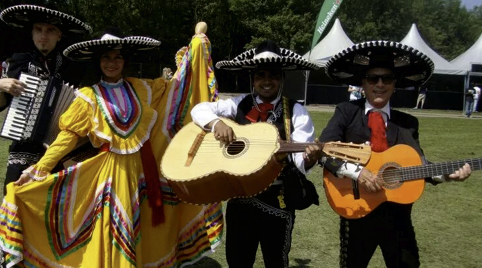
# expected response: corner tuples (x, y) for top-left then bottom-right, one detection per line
(0, 5), (91, 194)
(191, 40), (323, 268)
(319, 41), (472, 268)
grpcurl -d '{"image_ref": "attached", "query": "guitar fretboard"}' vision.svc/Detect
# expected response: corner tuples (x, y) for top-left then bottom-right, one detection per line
(399, 158), (482, 181)
(277, 142), (319, 153)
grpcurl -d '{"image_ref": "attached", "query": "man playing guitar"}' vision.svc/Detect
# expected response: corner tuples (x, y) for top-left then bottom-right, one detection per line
(319, 41), (471, 268)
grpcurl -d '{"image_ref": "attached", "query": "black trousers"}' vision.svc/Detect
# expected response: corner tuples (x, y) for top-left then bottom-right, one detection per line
(225, 186), (295, 268)
(339, 202), (420, 268)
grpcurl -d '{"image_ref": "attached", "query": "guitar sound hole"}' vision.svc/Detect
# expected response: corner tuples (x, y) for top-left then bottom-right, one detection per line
(226, 140), (246, 156)
(379, 163), (402, 189)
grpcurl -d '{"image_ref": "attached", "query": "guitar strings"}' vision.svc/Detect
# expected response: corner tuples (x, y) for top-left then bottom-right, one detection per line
(369, 158), (481, 184)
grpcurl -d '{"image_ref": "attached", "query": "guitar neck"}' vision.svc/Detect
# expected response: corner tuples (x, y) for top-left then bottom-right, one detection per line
(400, 158), (482, 181)
(277, 142), (320, 153)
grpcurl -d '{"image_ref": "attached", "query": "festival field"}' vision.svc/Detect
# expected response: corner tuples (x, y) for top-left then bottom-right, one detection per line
(0, 109), (480, 268)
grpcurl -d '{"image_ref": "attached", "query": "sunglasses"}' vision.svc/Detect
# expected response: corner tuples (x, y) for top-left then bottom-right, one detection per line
(364, 75), (396, 85)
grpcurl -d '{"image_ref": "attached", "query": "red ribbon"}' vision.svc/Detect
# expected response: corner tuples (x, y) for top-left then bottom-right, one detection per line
(100, 142), (164, 225)
(140, 140), (164, 226)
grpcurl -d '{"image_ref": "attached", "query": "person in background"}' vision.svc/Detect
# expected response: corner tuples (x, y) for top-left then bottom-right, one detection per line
(1, 59), (9, 77)
(413, 84), (427, 109)
(320, 40), (471, 268)
(191, 40), (322, 268)
(473, 83), (481, 112)
(0, 25), (223, 267)
(348, 84), (363, 101)
(465, 84), (475, 117)
(0, 5), (91, 194)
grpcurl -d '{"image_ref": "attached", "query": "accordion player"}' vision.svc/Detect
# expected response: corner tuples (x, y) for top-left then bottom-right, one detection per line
(0, 73), (98, 168)
(1, 73), (75, 145)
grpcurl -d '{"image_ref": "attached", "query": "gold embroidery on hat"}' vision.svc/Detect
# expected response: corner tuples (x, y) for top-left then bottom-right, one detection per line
(406, 73), (424, 81)
(353, 54), (369, 66)
(394, 55), (410, 67)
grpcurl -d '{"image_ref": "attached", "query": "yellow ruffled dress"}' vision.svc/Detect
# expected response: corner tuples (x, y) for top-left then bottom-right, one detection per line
(0, 33), (222, 268)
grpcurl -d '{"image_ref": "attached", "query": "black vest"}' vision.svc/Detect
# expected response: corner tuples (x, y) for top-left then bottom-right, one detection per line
(234, 95), (298, 141)
(234, 95), (305, 178)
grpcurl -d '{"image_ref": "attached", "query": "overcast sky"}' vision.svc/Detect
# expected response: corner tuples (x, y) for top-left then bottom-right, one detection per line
(461, 0), (480, 9)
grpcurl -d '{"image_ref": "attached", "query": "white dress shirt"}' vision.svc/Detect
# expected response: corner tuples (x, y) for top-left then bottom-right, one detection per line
(190, 93), (316, 174)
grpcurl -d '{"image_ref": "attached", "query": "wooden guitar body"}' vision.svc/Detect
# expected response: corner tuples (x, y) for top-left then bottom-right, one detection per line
(161, 119), (283, 204)
(323, 144), (425, 219)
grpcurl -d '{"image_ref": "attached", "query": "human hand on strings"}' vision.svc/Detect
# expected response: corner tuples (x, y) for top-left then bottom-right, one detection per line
(447, 163), (471, 182)
(303, 139), (323, 168)
(0, 78), (27, 97)
(14, 173), (33, 186)
(211, 119), (236, 144)
(357, 168), (382, 193)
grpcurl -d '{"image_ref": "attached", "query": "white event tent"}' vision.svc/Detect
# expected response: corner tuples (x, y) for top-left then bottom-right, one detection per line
(303, 18), (354, 66)
(295, 18), (354, 104)
(451, 32), (482, 76)
(400, 24), (465, 75)
(300, 19), (478, 108)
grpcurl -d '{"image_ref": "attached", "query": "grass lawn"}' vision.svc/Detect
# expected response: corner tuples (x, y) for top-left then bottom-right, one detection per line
(189, 110), (482, 268)
(0, 109), (480, 268)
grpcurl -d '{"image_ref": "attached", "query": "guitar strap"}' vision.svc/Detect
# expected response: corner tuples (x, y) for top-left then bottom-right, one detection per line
(278, 97), (320, 210)
(282, 96), (291, 143)
(276, 97), (291, 208)
(277, 97), (295, 209)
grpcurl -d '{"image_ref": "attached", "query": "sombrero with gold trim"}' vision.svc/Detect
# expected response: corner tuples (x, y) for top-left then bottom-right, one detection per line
(325, 40), (434, 87)
(0, 5), (92, 35)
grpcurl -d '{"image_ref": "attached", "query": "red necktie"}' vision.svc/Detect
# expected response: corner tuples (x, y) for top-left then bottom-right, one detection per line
(246, 103), (274, 122)
(368, 111), (389, 152)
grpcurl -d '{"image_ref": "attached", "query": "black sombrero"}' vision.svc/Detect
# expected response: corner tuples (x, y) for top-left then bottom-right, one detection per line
(63, 34), (161, 60)
(216, 40), (320, 71)
(0, 5), (92, 35)
(325, 40), (434, 87)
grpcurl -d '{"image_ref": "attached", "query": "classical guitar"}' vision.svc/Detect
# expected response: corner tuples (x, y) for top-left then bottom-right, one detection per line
(323, 144), (481, 219)
(161, 118), (371, 204)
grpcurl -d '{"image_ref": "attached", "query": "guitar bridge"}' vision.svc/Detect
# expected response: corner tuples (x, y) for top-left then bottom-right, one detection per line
(185, 131), (206, 166)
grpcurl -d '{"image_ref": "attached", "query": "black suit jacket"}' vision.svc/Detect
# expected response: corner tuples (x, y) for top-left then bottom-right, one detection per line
(319, 99), (425, 177)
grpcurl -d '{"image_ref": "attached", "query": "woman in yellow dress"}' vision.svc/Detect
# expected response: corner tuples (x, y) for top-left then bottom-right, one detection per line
(0, 26), (222, 268)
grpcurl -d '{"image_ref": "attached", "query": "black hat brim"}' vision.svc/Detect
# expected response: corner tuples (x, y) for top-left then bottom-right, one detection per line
(0, 5), (92, 35)
(325, 41), (434, 87)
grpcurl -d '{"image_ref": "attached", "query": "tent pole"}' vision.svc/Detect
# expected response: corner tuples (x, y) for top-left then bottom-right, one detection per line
(304, 70), (310, 106)
(463, 73), (469, 115)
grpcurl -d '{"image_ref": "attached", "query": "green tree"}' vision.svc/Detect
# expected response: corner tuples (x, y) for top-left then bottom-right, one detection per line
(229, 0), (320, 54)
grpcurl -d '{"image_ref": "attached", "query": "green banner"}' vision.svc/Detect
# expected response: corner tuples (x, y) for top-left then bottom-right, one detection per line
(310, 0), (344, 50)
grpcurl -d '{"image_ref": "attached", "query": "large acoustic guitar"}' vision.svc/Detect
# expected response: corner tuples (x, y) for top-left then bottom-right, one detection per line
(324, 144), (481, 219)
(161, 118), (371, 204)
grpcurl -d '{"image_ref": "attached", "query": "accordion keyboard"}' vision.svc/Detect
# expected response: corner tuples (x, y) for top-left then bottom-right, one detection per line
(0, 74), (42, 141)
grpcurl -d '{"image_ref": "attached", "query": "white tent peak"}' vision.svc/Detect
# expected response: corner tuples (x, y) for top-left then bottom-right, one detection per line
(400, 23), (456, 73)
(303, 18), (354, 66)
(450, 32), (482, 72)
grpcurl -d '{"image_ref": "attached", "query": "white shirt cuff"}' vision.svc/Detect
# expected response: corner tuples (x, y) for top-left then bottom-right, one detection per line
(336, 162), (363, 180)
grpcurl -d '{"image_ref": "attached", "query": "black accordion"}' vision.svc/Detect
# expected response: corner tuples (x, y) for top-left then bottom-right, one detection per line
(1, 73), (76, 146)
(1, 73), (99, 168)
